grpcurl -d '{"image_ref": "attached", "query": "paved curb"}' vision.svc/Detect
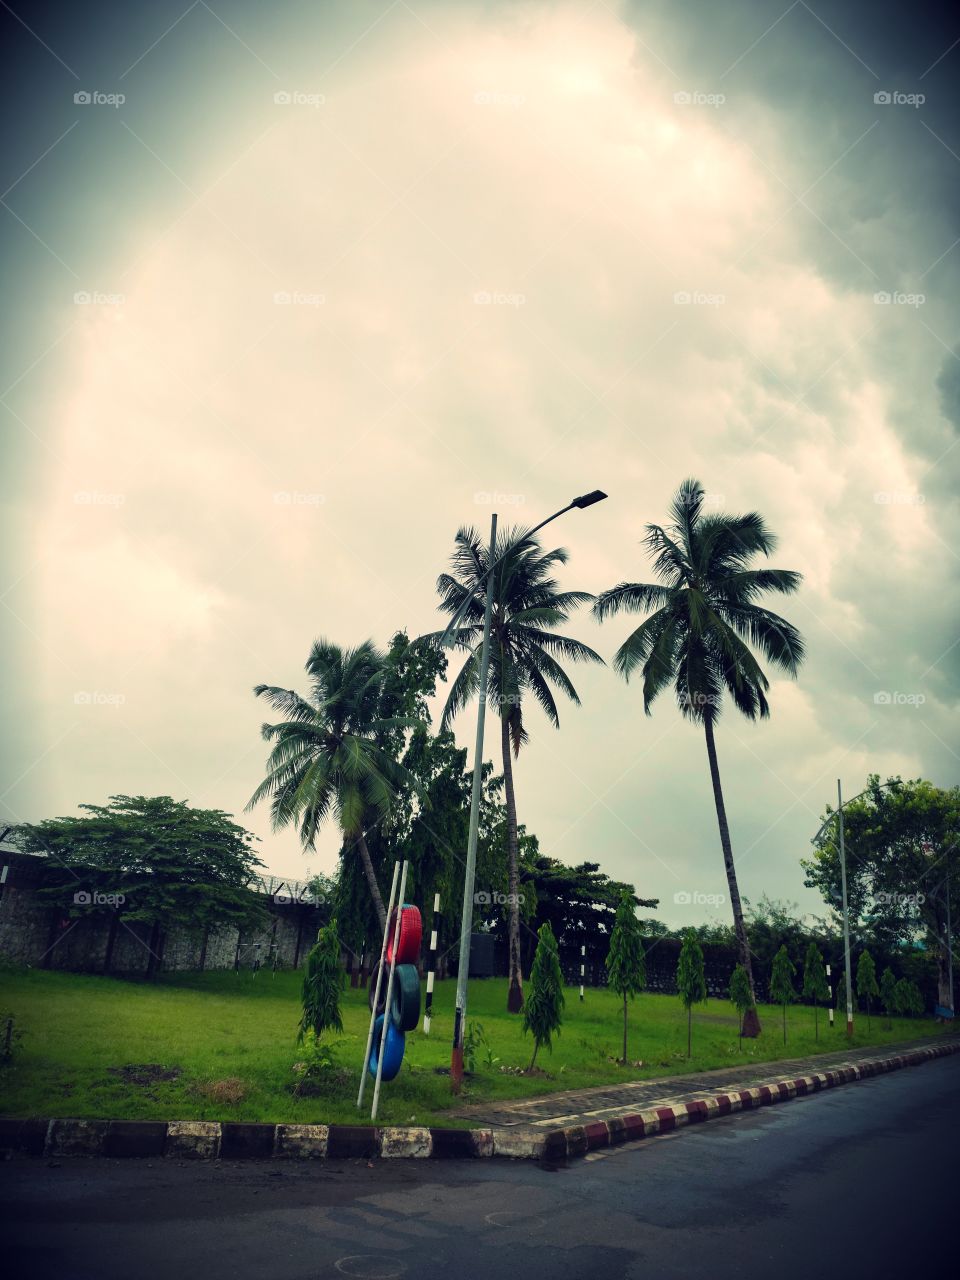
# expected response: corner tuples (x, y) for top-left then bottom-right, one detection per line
(538, 1039), (960, 1161)
(1, 1041), (956, 1163)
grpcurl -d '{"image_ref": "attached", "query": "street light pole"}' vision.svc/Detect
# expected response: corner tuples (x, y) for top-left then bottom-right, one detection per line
(811, 779), (904, 1039)
(837, 779), (854, 1038)
(922, 838), (955, 1018)
(447, 490), (607, 1092)
(947, 862), (954, 1014)
(450, 510), (497, 1091)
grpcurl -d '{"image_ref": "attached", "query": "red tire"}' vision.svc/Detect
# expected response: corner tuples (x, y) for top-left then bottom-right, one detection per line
(385, 904), (422, 965)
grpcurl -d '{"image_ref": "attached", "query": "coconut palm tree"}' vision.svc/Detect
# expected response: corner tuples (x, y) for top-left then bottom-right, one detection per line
(434, 527), (603, 1012)
(246, 639), (417, 930)
(594, 479), (804, 1035)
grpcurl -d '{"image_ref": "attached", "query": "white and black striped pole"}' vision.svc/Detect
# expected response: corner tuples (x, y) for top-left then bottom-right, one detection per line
(579, 944), (585, 1001)
(827, 963), (834, 1027)
(423, 893), (440, 1034)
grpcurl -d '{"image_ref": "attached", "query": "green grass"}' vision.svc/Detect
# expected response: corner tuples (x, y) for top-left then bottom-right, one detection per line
(0, 967), (948, 1127)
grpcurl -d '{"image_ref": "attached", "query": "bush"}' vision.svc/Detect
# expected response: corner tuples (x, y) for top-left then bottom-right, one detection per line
(892, 977), (924, 1017)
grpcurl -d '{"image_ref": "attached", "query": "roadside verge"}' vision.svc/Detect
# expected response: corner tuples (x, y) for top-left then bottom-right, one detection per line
(1, 1038), (956, 1163)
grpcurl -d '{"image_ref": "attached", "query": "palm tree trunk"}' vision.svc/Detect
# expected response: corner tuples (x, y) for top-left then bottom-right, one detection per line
(703, 716), (761, 1036)
(356, 834), (386, 932)
(501, 715), (524, 1013)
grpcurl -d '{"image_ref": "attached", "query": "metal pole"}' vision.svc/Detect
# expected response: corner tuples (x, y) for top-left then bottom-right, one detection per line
(826, 963), (834, 1027)
(946, 863), (954, 1014)
(357, 861), (400, 1109)
(838, 779), (854, 1038)
(372, 860), (409, 1121)
(451, 511), (497, 1092)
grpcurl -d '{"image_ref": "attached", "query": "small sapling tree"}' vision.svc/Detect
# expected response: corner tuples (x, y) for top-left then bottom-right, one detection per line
(856, 950), (880, 1033)
(677, 929), (707, 1058)
(606, 890), (647, 1065)
(880, 967), (897, 1028)
(770, 944), (796, 1045)
(298, 921), (344, 1044)
(522, 922), (565, 1070)
(729, 963), (753, 1051)
(802, 943), (829, 1042)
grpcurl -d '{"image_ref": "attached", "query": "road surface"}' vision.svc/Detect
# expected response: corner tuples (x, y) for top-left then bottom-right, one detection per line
(3, 1054), (957, 1280)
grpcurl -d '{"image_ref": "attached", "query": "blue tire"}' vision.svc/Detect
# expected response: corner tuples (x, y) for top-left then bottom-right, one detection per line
(368, 1014), (405, 1081)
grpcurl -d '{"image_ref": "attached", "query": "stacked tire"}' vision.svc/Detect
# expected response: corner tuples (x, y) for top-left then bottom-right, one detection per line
(368, 904), (422, 1081)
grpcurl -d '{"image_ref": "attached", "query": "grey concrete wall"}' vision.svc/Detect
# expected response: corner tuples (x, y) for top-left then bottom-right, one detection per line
(0, 850), (325, 974)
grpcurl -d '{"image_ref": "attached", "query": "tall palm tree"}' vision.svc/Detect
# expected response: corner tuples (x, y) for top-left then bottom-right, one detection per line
(434, 527), (603, 1012)
(594, 480), (804, 1036)
(246, 639), (416, 930)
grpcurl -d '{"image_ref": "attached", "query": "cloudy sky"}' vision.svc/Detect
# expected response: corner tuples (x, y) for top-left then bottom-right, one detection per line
(2, 0), (958, 928)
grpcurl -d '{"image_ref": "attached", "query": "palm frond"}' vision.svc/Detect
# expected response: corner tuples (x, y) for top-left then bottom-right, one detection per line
(612, 606), (672, 681)
(593, 581), (672, 621)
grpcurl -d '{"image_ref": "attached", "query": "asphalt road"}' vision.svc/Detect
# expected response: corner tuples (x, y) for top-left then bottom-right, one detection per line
(3, 1055), (957, 1280)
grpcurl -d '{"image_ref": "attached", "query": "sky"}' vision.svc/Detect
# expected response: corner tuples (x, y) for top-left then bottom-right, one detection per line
(1, 0), (958, 929)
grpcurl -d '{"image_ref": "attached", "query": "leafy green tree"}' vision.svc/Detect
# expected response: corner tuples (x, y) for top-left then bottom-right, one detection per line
(744, 895), (808, 975)
(880, 966), (898, 1027)
(677, 928), (708, 1057)
(247, 638), (423, 930)
(606, 890), (647, 1064)
(298, 921), (344, 1043)
(522, 922), (565, 1069)
(803, 776), (960, 1015)
(434, 526), (603, 1012)
(512, 856), (657, 977)
(893, 976), (924, 1017)
(729, 963), (753, 1050)
(595, 480), (804, 1036)
(856, 950), (880, 1031)
(342, 632), (452, 948)
(769, 944), (796, 1045)
(802, 943), (829, 1041)
(22, 795), (266, 977)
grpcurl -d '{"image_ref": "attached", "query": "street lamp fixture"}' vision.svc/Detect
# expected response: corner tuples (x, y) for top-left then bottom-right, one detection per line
(570, 490), (608, 509)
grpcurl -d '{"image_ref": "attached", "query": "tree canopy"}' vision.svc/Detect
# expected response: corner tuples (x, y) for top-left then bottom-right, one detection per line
(19, 795), (267, 973)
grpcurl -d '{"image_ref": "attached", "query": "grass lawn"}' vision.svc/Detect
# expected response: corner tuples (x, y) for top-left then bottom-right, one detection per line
(0, 966), (948, 1127)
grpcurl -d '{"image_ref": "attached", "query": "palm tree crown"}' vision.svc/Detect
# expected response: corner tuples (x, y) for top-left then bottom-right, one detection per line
(437, 526), (603, 745)
(246, 639), (418, 927)
(594, 478), (804, 717)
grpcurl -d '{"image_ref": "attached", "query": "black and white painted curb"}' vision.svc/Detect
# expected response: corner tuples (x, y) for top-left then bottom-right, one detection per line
(538, 1039), (960, 1162)
(2, 1040), (957, 1163)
